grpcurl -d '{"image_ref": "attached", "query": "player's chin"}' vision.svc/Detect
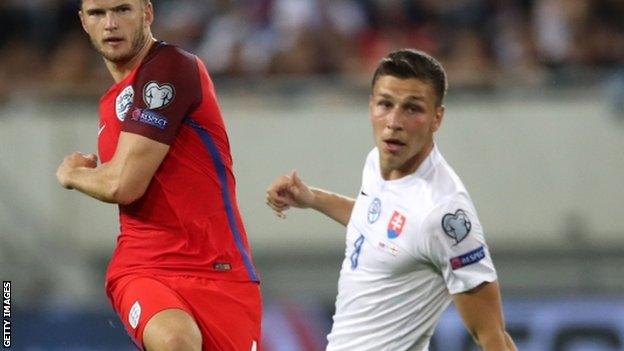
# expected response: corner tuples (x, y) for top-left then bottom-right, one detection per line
(105, 53), (130, 63)
(380, 153), (401, 167)
(100, 48), (132, 63)
(380, 148), (403, 160)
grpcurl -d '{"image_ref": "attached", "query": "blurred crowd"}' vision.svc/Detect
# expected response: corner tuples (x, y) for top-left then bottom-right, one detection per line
(1, 0), (623, 102)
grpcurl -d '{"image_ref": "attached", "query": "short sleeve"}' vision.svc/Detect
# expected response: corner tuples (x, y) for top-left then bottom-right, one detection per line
(123, 46), (201, 144)
(422, 194), (497, 294)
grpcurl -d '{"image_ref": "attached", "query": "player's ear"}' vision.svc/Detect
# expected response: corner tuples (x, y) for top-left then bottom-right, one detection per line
(431, 105), (444, 133)
(78, 10), (88, 33)
(144, 1), (154, 27)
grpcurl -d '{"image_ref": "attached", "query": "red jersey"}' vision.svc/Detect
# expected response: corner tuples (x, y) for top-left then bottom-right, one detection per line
(98, 42), (258, 285)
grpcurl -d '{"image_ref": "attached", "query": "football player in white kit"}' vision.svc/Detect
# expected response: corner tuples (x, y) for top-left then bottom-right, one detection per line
(266, 49), (517, 351)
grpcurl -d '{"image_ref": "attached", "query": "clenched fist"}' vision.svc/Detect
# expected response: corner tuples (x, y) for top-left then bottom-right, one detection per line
(56, 152), (98, 189)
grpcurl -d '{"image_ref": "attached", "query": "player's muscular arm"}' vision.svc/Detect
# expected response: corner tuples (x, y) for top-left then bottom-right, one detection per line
(452, 281), (517, 351)
(266, 171), (355, 226)
(56, 132), (169, 205)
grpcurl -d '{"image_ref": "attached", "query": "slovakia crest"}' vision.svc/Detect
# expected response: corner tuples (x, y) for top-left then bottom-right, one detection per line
(115, 85), (134, 121)
(387, 210), (406, 239)
(143, 81), (175, 109)
(442, 209), (472, 245)
(367, 198), (381, 224)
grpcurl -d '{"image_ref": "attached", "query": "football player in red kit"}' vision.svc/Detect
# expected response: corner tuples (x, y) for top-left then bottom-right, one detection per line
(56, 1), (261, 350)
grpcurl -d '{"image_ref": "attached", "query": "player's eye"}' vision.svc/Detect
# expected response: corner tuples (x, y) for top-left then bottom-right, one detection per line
(115, 5), (132, 13)
(404, 104), (424, 114)
(86, 9), (106, 17)
(377, 100), (392, 109)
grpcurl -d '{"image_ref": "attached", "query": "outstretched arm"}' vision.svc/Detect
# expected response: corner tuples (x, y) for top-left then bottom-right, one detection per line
(452, 281), (517, 351)
(56, 132), (169, 205)
(266, 171), (355, 226)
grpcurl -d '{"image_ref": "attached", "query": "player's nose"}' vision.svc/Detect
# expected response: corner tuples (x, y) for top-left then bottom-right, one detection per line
(104, 11), (119, 30)
(385, 109), (403, 130)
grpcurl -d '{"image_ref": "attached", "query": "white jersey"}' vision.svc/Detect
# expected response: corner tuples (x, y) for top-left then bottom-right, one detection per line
(326, 146), (497, 351)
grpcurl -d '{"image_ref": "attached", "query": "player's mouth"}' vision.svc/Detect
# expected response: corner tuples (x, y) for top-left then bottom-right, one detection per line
(383, 138), (406, 153)
(103, 37), (124, 46)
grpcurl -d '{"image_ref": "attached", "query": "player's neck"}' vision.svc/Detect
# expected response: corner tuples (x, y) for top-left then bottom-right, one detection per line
(105, 37), (157, 83)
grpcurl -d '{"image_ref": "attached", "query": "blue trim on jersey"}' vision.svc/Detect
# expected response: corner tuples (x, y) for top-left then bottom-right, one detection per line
(184, 118), (259, 282)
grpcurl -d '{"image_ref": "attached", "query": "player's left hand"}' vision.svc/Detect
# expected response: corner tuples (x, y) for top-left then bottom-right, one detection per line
(266, 170), (316, 219)
(56, 152), (98, 189)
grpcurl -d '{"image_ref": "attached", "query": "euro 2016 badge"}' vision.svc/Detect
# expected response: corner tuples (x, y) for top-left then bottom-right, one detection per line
(143, 81), (175, 109)
(387, 211), (406, 239)
(367, 198), (382, 224)
(442, 209), (471, 245)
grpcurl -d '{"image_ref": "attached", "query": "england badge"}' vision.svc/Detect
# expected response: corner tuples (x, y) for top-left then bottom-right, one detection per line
(387, 211), (406, 239)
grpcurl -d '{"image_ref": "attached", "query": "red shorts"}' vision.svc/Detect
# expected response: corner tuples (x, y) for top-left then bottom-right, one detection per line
(106, 274), (262, 350)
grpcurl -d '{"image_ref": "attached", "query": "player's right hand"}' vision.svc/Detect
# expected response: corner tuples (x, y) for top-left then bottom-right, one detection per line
(56, 152), (98, 189)
(266, 170), (315, 218)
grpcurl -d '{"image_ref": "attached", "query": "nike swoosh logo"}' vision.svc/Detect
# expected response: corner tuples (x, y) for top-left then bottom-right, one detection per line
(360, 190), (368, 196)
(98, 124), (106, 136)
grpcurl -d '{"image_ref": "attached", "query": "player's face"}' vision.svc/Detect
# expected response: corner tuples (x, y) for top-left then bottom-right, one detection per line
(369, 75), (444, 180)
(79, 0), (153, 64)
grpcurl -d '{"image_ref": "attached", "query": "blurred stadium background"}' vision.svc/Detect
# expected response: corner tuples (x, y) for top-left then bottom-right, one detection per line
(1, 0), (624, 350)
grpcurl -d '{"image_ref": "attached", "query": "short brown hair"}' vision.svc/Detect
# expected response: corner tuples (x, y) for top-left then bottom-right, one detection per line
(81, 0), (149, 5)
(371, 49), (448, 106)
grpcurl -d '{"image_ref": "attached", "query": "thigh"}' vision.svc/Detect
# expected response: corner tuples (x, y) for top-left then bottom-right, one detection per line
(170, 277), (263, 351)
(143, 308), (202, 351)
(107, 275), (196, 349)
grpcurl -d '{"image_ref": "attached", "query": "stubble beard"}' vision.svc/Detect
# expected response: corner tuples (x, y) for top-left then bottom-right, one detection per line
(92, 24), (147, 64)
